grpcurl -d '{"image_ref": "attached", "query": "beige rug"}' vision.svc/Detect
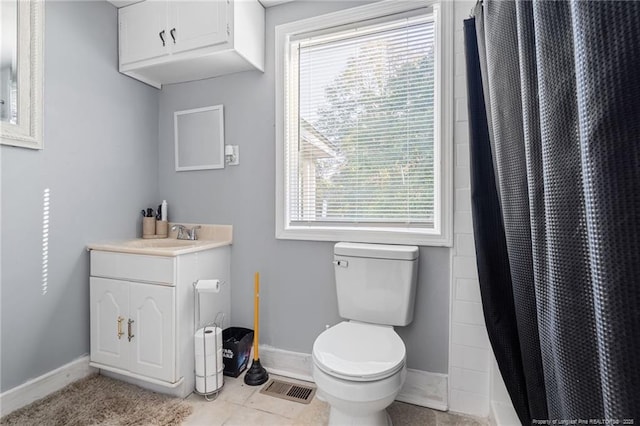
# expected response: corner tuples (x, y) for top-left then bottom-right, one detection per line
(0, 374), (192, 426)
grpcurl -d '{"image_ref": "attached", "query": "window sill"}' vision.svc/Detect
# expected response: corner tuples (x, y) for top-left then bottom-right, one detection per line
(276, 225), (452, 247)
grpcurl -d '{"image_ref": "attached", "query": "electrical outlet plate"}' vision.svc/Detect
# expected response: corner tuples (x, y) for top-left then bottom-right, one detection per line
(225, 145), (240, 166)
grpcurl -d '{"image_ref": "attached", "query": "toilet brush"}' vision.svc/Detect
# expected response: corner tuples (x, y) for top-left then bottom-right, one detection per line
(244, 272), (269, 386)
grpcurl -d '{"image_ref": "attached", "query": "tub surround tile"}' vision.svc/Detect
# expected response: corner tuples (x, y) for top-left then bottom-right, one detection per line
(450, 344), (490, 373)
(455, 278), (481, 303)
(451, 323), (490, 350)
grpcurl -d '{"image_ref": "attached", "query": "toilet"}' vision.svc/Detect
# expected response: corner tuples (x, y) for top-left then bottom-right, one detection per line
(312, 242), (419, 426)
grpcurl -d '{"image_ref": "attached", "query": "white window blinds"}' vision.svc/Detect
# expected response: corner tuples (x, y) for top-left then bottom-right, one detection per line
(286, 14), (438, 229)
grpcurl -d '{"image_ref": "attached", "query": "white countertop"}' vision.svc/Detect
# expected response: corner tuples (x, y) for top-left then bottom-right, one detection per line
(87, 224), (232, 257)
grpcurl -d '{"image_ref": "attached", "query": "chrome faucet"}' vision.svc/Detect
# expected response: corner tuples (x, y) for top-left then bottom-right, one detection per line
(171, 224), (201, 240)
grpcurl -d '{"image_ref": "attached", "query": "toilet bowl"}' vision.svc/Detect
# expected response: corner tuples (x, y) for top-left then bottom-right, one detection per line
(314, 242), (419, 426)
(312, 321), (407, 426)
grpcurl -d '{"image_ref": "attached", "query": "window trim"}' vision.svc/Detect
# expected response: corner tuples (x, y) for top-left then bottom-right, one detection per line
(275, 0), (453, 247)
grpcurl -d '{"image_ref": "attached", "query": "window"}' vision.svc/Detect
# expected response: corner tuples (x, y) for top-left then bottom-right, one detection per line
(276, 1), (452, 245)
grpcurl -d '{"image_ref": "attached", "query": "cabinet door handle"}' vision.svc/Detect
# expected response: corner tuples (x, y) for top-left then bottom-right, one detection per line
(117, 316), (124, 339)
(159, 30), (166, 47)
(127, 319), (135, 342)
(170, 28), (176, 44)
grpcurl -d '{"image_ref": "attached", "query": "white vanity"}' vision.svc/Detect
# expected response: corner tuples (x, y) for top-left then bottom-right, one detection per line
(87, 224), (231, 398)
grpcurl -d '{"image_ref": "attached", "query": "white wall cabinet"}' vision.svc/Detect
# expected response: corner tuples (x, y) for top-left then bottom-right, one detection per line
(118, 0), (264, 88)
(89, 247), (231, 397)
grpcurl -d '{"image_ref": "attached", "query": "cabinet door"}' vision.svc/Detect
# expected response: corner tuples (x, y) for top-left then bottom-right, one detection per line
(119, 1), (168, 66)
(128, 282), (176, 382)
(169, 1), (229, 54)
(90, 277), (129, 371)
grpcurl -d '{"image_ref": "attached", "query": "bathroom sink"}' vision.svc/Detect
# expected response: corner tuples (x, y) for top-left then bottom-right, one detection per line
(87, 224), (233, 257)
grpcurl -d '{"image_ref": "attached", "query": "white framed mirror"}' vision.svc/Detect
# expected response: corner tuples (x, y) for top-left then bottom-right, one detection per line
(174, 105), (225, 171)
(0, 0), (44, 150)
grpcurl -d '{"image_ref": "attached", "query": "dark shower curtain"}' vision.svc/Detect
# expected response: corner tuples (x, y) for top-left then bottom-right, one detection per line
(464, 1), (640, 424)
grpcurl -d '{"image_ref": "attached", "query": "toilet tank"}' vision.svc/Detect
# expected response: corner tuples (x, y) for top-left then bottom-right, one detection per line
(333, 242), (419, 326)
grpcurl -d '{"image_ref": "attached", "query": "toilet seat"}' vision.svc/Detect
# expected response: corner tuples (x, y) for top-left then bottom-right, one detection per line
(312, 321), (406, 382)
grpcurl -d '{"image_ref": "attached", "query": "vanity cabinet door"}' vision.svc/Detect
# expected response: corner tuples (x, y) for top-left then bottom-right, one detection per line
(128, 282), (176, 382)
(90, 277), (129, 371)
(169, 1), (229, 54)
(119, 0), (168, 66)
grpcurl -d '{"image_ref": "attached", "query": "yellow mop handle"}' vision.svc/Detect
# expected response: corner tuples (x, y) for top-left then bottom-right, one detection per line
(253, 272), (260, 361)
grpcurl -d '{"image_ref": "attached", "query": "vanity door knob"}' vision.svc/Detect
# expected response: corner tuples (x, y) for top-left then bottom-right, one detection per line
(170, 28), (176, 44)
(127, 319), (135, 342)
(159, 30), (166, 47)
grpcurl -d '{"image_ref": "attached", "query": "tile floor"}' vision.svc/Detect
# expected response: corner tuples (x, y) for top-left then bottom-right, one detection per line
(183, 372), (486, 425)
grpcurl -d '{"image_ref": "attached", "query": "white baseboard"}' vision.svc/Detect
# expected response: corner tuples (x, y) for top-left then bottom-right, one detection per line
(0, 355), (96, 417)
(97, 368), (188, 399)
(489, 401), (520, 426)
(259, 345), (448, 411)
(259, 345), (314, 382)
(397, 368), (448, 411)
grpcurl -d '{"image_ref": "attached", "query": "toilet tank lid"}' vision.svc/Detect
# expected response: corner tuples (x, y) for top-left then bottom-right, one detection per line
(334, 242), (418, 260)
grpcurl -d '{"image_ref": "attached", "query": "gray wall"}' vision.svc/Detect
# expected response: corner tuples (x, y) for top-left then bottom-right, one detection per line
(158, 1), (450, 374)
(0, 1), (159, 392)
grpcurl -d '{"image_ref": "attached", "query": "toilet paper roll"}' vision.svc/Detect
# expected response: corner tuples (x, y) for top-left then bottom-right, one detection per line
(195, 349), (223, 376)
(194, 327), (222, 355)
(195, 279), (221, 293)
(195, 370), (224, 394)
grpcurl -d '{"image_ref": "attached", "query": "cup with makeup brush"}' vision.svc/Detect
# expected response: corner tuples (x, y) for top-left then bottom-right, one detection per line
(141, 208), (156, 238)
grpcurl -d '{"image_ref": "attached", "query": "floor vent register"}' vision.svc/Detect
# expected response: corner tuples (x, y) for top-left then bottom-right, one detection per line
(259, 379), (316, 404)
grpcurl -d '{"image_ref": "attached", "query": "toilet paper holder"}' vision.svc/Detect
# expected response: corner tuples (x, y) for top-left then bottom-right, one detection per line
(193, 280), (226, 400)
